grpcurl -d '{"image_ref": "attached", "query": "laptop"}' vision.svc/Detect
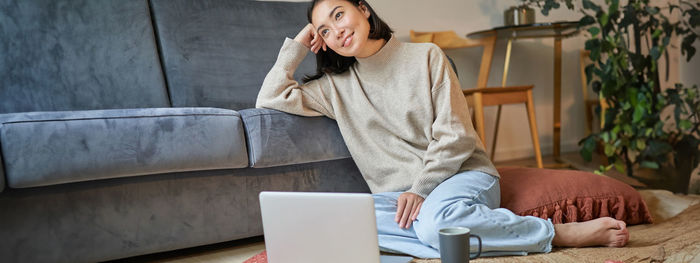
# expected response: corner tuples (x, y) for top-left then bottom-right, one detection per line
(259, 191), (413, 263)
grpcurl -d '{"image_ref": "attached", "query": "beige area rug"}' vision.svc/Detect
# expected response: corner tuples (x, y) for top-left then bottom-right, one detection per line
(238, 190), (699, 263)
(413, 190), (700, 263)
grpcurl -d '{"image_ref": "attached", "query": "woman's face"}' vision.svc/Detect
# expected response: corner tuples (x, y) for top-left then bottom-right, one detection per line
(311, 0), (373, 58)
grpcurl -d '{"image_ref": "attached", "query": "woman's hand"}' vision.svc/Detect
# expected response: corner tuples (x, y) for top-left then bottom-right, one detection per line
(294, 23), (326, 54)
(395, 192), (424, 229)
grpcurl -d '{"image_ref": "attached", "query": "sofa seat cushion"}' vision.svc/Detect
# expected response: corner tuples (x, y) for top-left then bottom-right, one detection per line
(0, 108), (248, 188)
(239, 108), (351, 168)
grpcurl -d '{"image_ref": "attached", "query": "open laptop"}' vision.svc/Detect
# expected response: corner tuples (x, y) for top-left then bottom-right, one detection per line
(259, 191), (413, 263)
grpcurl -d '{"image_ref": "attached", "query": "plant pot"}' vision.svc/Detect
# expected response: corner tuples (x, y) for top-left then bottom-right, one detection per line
(688, 167), (700, 194)
(664, 164), (694, 195)
(654, 144), (700, 194)
(504, 5), (535, 26)
(634, 147), (698, 194)
(672, 142), (700, 194)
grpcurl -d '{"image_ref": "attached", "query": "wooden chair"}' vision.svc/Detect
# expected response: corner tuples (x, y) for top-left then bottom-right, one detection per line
(410, 30), (543, 168)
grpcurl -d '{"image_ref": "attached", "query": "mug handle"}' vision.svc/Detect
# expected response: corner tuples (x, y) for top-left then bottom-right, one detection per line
(469, 234), (482, 259)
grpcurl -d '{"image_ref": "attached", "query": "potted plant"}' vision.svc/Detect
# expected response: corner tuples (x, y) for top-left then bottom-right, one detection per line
(521, 0), (700, 193)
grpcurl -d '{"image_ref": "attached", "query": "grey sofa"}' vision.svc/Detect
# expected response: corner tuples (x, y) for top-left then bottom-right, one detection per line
(0, 0), (370, 262)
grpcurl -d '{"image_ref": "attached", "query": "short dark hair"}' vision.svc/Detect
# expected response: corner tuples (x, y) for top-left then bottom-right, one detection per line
(303, 0), (393, 83)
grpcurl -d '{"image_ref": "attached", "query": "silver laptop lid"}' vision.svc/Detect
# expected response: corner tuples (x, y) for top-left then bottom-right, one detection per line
(259, 191), (380, 263)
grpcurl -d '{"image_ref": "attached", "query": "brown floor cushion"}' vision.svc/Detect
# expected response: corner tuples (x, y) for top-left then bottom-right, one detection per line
(497, 167), (653, 225)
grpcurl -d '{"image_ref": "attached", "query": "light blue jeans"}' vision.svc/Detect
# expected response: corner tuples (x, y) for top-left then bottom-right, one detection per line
(373, 170), (555, 258)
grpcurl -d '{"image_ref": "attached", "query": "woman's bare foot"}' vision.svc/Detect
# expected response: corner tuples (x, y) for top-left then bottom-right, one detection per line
(552, 217), (630, 247)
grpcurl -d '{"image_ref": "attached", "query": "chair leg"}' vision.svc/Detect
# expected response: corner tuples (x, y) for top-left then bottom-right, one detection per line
(525, 90), (543, 168)
(584, 102), (593, 135)
(490, 105), (502, 161)
(472, 93), (487, 150)
(465, 95), (479, 137)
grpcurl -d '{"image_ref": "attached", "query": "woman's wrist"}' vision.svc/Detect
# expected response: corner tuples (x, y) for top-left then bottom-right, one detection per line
(277, 38), (309, 71)
(293, 34), (307, 47)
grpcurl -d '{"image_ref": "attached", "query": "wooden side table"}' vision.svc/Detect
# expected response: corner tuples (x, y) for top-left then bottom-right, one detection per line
(467, 21), (579, 165)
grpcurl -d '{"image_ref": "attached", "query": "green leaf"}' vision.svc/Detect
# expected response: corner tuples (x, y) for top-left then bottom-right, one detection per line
(612, 125), (621, 135)
(688, 87), (697, 100)
(604, 143), (616, 156)
(585, 64), (595, 85)
(565, 0), (575, 10)
(682, 34), (697, 62)
(680, 119), (692, 130)
(600, 13), (609, 27)
(619, 5), (636, 29)
(650, 46), (661, 60)
(582, 0), (602, 13)
(648, 141), (673, 155)
(623, 102), (632, 110)
(637, 139), (646, 151)
(579, 136), (596, 162)
(604, 109), (616, 130)
(668, 4), (679, 15)
(579, 15), (596, 27)
(588, 27), (601, 37)
(541, 0), (554, 16)
(628, 88), (639, 106)
(630, 53), (646, 72)
(609, 0), (619, 13)
(652, 28), (662, 39)
(602, 132), (611, 143)
(686, 8), (700, 27)
(645, 6), (659, 15)
(686, 91), (698, 107)
(641, 161), (659, 169)
(614, 159), (625, 173)
(585, 39), (602, 61)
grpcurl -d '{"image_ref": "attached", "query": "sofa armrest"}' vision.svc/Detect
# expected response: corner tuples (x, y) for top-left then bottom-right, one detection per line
(239, 108), (351, 168)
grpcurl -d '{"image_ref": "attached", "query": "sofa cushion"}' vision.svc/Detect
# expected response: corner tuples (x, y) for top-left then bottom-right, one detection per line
(0, 108), (248, 188)
(0, 0), (170, 114)
(239, 108), (351, 168)
(150, 0), (315, 110)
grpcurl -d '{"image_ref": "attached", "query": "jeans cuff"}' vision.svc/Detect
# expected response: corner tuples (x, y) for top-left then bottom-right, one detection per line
(541, 218), (555, 253)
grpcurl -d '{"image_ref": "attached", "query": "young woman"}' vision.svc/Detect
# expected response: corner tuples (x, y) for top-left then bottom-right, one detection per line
(256, 0), (630, 258)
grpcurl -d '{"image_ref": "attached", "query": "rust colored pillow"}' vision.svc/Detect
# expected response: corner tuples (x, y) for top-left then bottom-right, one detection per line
(498, 167), (653, 225)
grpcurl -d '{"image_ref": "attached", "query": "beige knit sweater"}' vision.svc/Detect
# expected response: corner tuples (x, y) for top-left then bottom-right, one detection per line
(256, 36), (498, 198)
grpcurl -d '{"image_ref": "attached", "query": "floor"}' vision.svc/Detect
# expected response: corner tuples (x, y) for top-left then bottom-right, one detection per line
(112, 151), (659, 263)
(110, 236), (267, 263)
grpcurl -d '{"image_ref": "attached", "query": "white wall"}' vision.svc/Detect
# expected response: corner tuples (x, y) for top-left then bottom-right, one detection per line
(266, 0), (697, 162)
(368, 0), (587, 161)
(680, 41), (700, 90)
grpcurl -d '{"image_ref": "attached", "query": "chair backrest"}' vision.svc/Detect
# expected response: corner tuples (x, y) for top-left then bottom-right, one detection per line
(409, 30), (496, 89)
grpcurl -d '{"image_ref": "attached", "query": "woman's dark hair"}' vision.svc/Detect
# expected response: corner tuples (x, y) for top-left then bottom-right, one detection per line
(302, 0), (393, 83)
